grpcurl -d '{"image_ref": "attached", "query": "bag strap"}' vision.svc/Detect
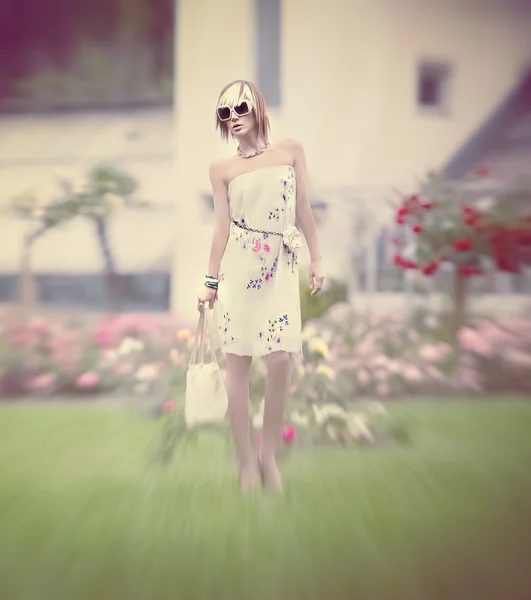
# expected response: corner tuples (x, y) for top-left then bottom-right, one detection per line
(188, 309), (218, 367)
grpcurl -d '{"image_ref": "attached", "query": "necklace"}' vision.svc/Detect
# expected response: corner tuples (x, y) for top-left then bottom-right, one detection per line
(237, 141), (271, 159)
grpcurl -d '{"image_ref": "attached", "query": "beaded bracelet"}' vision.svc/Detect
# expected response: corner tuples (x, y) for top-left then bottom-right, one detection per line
(204, 281), (218, 290)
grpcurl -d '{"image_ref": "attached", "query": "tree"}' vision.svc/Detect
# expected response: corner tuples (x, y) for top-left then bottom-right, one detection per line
(392, 172), (531, 338)
(10, 164), (149, 315)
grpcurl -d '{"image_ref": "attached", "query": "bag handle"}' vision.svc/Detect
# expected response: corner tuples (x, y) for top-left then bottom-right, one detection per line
(189, 308), (218, 367)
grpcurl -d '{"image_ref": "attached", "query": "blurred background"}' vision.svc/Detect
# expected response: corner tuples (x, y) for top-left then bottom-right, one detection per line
(0, 0), (174, 313)
(1, 0), (530, 322)
(1, 1), (531, 598)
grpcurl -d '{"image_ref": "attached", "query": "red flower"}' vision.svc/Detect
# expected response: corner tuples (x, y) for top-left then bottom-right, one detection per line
(403, 194), (420, 208)
(396, 206), (409, 224)
(462, 206), (481, 227)
(282, 425), (295, 444)
(454, 239), (472, 252)
(393, 254), (417, 269)
(412, 225), (423, 234)
(421, 262), (439, 276)
(421, 202), (433, 210)
(459, 265), (484, 277)
(475, 165), (490, 177)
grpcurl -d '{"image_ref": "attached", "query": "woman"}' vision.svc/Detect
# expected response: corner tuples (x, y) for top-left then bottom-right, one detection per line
(197, 79), (324, 492)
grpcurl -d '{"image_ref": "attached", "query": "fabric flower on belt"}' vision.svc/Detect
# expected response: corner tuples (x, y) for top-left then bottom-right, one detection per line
(282, 225), (303, 253)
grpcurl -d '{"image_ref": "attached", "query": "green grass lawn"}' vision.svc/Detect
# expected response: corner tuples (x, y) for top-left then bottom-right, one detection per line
(1, 399), (531, 600)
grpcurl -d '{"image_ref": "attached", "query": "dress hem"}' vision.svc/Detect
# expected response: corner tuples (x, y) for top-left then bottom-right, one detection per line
(217, 341), (302, 359)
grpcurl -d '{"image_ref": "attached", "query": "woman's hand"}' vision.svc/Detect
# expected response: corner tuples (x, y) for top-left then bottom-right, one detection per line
(197, 287), (217, 312)
(309, 258), (325, 296)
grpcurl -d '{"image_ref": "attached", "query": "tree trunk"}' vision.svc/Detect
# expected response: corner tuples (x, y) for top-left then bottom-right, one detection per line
(453, 268), (468, 342)
(17, 224), (48, 322)
(94, 217), (122, 309)
(95, 217), (116, 274)
(18, 246), (34, 321)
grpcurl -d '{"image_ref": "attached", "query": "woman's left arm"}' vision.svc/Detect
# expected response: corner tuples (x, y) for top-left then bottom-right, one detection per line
(288, 138), (325, 295)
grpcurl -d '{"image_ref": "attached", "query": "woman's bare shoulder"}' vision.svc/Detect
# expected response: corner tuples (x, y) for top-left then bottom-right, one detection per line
(276, 138), (305, 165)
(209, 157), (236, 183)
(276, 138), (305, 161)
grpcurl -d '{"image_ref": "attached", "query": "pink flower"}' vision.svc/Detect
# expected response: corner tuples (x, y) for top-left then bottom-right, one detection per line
(265, 272), (271, 282)
(504, 349), (531, 369)
(46, 338), (63, 352)
(27, 373), (56, 391)
(95, 327), (113, 348)
(135, 363), (160, 381)
(30, 322), (52, 335)
(264, 244), (271, 253)
(10, 328), (33, 346)
(419, 344), (450, 362)
(251, 237), (262, 252)
(407, 330), (420, 344)
(76, 371), (100, 388)
(163, 400), (175, 412)
(115, 363), (133, 375)
(376, 382), (390, 397)
(458, 328), (492, 356)
(282, 425), (295, 444)
(402, 365), (423, 382)
(357, 369), (370, 385)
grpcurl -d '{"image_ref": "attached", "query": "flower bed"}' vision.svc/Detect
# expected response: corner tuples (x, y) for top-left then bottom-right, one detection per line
(2, 304), (530, 401)
(3, 303), (530, 449)
(0, 310), (191, 399)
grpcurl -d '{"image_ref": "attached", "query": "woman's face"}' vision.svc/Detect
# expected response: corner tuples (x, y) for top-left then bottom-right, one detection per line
(217, 89), (257, 138)
(227, 102), (256, 138)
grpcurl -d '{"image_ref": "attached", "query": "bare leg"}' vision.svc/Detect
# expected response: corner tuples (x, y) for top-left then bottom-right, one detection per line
(261, 351), (293, 491)
(225, 353), (259, 491)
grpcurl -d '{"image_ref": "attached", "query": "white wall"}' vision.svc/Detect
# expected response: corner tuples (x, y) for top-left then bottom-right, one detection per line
(279, 0), (531, 187)
(0, 110), (175, 274)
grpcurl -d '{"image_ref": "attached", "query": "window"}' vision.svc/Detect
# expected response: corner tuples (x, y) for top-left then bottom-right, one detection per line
(256, 0), (281, 107)
(417, 60), (451, 112)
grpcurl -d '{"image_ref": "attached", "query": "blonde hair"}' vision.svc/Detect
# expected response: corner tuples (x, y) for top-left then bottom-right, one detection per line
(215, 80), (270, 141)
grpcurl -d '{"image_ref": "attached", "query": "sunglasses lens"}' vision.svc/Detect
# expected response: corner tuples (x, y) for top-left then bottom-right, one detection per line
(217, 107), (231, 121)
(234, 101), (250, 116)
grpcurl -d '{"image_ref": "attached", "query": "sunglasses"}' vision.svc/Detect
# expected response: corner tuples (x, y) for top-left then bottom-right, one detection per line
(216, 100), (252, 122)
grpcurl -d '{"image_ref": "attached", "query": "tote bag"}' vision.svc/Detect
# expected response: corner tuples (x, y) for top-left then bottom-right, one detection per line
(184, 308), (228, 428)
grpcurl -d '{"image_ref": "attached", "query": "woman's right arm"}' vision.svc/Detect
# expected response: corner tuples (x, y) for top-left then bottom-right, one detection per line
(197, 161), (230, 310)
(206, 161), (231, 277)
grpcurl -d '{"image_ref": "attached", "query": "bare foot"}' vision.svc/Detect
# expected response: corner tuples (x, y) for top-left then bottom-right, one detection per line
(259, 456), (283, 492)
(239, 460), (261, 493)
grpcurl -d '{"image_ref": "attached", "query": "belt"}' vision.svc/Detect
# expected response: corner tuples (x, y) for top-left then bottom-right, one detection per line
(231, 219), (283, 237)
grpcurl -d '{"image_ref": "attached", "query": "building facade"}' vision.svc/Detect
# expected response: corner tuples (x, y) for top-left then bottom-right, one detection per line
(171, 0), (531, 322)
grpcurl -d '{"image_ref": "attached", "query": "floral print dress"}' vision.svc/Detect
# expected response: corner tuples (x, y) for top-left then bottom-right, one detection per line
(214, 165), (302, 357)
